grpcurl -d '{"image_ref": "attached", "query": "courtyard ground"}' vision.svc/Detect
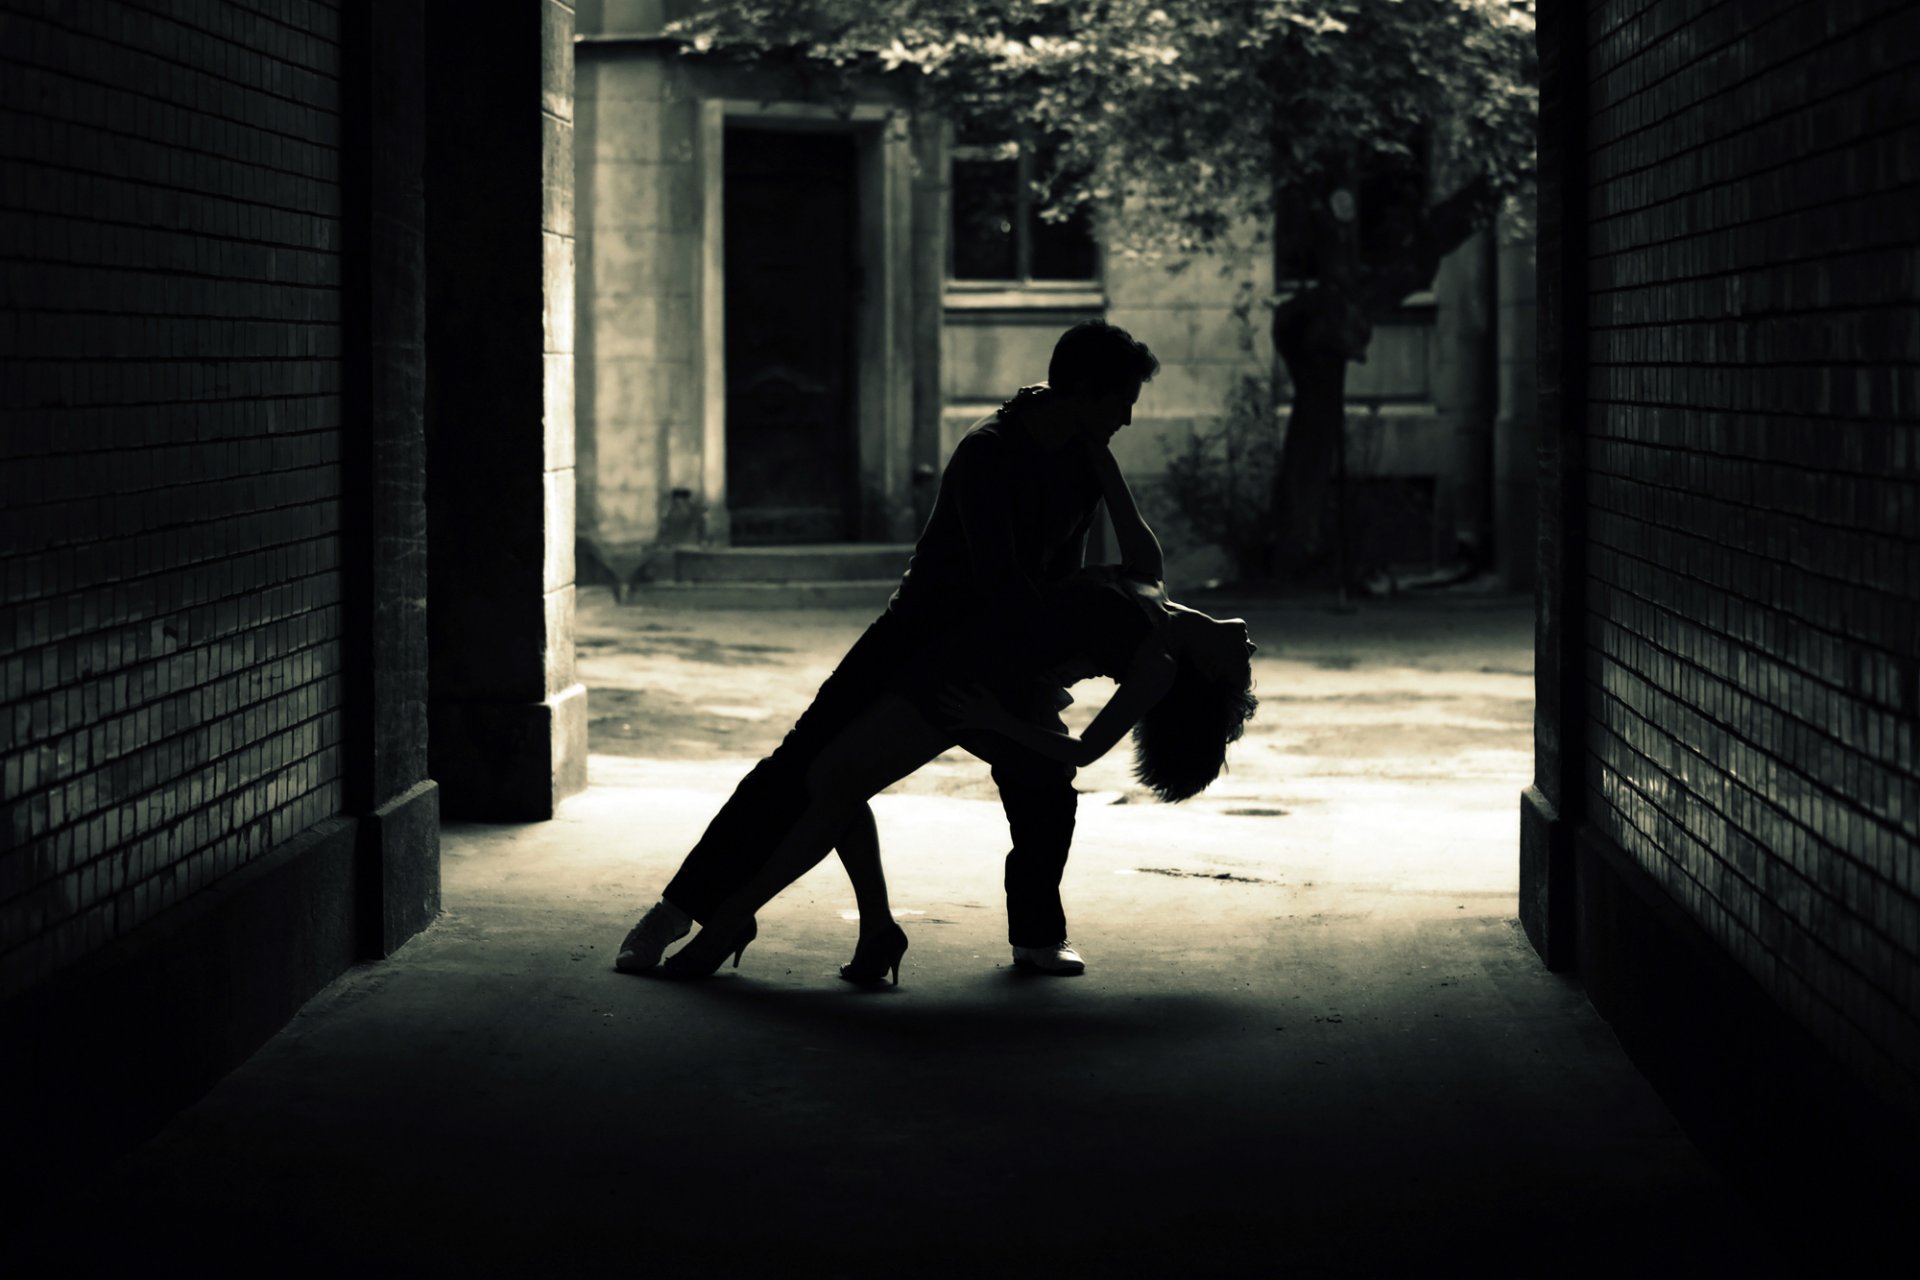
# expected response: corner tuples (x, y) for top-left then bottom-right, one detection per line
(15, 585), (1792, 1276)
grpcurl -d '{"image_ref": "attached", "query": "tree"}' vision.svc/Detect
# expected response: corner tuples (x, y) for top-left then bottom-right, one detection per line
(671, 0), (1537, 578)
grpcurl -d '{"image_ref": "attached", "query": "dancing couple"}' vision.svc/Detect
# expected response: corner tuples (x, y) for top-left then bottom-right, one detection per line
(615, 322), (1258, 983)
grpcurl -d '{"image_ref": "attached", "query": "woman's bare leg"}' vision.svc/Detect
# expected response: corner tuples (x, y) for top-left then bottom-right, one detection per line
(669, 696), (950, 967)
(834, 803), (894, 940)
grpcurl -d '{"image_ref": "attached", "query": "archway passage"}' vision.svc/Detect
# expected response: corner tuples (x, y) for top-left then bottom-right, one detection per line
(722, 126), (860, 545)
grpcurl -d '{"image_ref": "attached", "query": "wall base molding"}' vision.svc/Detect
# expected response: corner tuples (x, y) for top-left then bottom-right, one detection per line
(1569, 824), (1915, 1268)
(362, 780), (442, 957)
(432, 684), (589, 820)
(1517, 785), (1575, 970)
(1, 807), (436, 1206)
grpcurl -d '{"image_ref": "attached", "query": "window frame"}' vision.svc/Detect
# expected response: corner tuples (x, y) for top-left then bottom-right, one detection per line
(945, 134), (1103, 296)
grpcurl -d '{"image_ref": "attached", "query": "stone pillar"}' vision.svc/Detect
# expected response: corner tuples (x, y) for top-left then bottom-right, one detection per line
(426, 0), (587, 820)
(1519, 0), (1587, 971)
(340, 0), (440, 951)
(1493, 208), (1538, 595)
(909, 113), (949, 535)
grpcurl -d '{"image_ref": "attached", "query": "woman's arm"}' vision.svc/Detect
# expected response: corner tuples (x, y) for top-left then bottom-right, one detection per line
(1088, 444), (1165, 584)
(941, 644), (1177, 768)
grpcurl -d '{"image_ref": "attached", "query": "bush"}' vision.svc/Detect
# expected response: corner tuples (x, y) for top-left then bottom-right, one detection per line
(1156, 374), (1281, 583)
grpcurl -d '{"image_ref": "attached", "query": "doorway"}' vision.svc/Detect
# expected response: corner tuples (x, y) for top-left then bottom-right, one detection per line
(722, 126), (859, 545)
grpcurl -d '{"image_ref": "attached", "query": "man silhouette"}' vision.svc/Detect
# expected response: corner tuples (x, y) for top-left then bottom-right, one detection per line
(619, 321), (1164, 975)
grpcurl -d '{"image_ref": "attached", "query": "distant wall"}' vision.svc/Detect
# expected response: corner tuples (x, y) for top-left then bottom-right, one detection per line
(941, 228), (1485, 577)
(574, 30), (940, 572)
(940, 241), (1284, 477)
(1103, 245), (1276, 478)
(574, 46), (698, 550)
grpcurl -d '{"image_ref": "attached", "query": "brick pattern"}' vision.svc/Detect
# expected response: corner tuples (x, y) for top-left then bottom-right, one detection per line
(1582, 0), (1920, 1095)
(1, 1), (346, 999)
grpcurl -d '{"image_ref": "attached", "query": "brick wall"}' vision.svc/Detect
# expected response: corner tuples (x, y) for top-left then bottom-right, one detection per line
(1, 1), (348, 1000)
(1581, 0), (1920, 1100)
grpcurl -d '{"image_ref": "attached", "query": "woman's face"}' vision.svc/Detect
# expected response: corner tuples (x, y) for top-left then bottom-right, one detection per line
(1181, 615), (1256, 684)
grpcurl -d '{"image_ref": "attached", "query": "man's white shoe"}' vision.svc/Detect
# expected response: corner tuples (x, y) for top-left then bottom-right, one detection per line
(1011, 941), (1086, 975)
(614, 900), (692, 973)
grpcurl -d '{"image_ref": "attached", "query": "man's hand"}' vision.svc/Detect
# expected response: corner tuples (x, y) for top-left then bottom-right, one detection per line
(1088, 443), (1166, 584)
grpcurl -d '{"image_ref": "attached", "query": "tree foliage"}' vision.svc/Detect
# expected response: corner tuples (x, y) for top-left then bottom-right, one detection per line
(675, 1), (1532, 256)
(673, 0), (1538, 577)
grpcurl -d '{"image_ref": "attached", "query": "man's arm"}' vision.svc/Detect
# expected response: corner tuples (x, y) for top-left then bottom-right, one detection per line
(1042, 506), (1094, 585)
(1088, 444), (1165, 582)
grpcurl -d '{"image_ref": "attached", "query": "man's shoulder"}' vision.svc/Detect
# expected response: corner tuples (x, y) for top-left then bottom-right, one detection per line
(962, 409), (1013, 442)
(948, 413), (1018, 467)
(951, 385), (1048, 459)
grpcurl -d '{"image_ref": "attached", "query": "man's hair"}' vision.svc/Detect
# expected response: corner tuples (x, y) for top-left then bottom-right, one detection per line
(1129, 656), (1258, 803)
(1048, 321), (1159, 396)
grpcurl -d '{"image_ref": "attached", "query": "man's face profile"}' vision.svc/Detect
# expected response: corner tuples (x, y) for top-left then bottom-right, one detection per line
(1076, 380), (1141, 445)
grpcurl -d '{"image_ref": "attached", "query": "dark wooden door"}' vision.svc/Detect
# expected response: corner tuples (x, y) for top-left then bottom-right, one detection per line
(723, 127), (858, 545)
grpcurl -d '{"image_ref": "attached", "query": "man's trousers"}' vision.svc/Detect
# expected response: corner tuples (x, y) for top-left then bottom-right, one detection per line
(661, 610), (1081, 948)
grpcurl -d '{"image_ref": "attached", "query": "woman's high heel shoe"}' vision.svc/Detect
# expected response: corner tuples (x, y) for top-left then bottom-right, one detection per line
(658, 916), (757, 979)
(839, 920), (908, 987)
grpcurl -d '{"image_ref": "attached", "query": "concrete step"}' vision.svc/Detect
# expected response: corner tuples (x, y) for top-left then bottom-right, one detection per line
(624, 580), (900, 610)
(672, 544), (914, 584)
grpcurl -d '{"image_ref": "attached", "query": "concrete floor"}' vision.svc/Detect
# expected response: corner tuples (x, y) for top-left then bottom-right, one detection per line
(21, 590), (1788, 1275)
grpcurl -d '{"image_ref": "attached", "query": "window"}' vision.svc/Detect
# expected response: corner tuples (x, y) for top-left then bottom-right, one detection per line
(949, 130), (1099, 285)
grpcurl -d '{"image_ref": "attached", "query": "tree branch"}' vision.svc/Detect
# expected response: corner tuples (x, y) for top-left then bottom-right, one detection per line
(1358, 173), (1496, 316)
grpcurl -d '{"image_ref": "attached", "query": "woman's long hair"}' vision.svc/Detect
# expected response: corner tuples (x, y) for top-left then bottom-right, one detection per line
(1130, 657), (1258, 803)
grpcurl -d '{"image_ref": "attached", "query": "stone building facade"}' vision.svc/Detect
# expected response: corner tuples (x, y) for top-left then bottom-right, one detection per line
(573, 32), (943, 577)
(573, 1), (1534, 589)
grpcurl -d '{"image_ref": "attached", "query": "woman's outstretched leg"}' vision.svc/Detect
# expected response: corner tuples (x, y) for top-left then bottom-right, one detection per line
(662, 696), (951, 975)
(616, 615), (915, 972)
(622, 802), (892, 975)
(835, 802), (892, 934)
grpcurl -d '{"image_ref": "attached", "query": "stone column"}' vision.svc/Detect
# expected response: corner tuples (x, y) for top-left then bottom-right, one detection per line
(908, 112), (949, 535)
(1519, 0), (1588, 971)
(425, 0), (587, 819)
(340, 0), (440, 950)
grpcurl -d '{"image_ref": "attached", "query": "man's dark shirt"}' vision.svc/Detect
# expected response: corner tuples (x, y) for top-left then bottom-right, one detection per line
(887, 394), (1101, 668)
(660, 392), (1096, 927)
